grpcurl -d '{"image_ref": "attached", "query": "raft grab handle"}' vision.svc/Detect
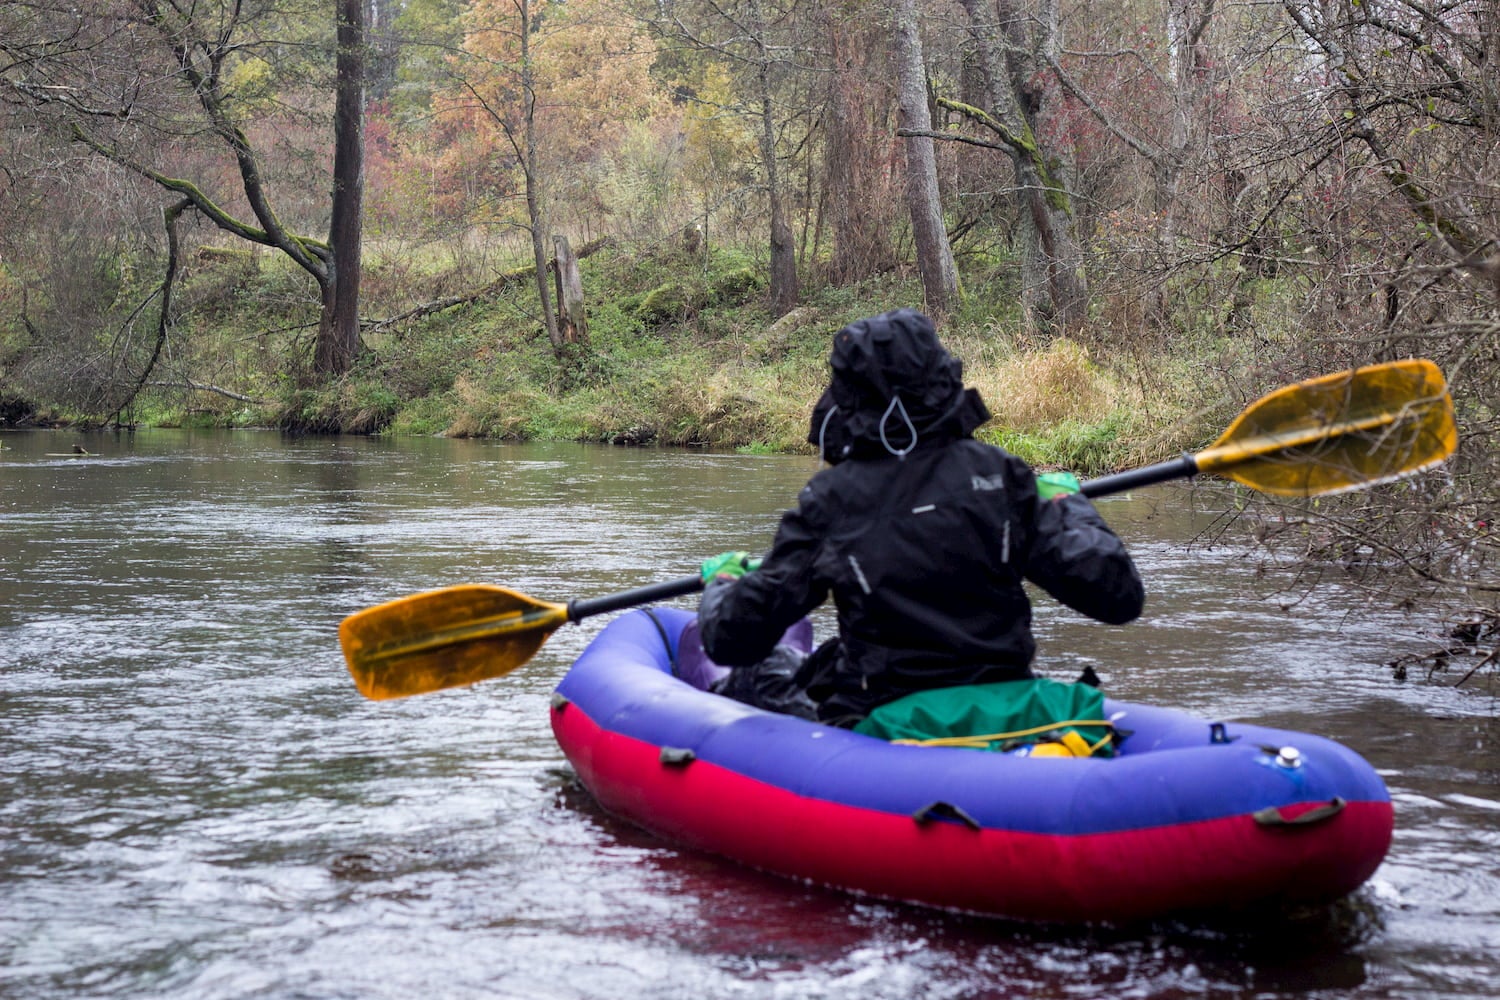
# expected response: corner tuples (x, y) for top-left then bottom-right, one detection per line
(912, 801), (983, 831)
(1253, 797), (1346, 827)
(659, 746), (696, 767)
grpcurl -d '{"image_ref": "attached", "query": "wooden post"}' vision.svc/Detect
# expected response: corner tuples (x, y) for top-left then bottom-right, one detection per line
(552, 234), (588, 345)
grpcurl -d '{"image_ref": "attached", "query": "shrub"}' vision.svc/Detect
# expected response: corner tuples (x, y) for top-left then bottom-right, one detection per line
(970, 338), (1118, 430)
(637, 282), (694, 325)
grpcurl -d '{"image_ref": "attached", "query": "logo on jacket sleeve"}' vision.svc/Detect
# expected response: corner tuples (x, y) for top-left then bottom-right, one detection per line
(971, 473), (1006, 492)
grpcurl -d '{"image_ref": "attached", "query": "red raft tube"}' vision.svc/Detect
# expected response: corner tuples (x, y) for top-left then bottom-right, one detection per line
(550, 608), (1393, 923)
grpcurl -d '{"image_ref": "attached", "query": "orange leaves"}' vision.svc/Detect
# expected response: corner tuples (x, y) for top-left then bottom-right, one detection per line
(449, 0), (661, 166)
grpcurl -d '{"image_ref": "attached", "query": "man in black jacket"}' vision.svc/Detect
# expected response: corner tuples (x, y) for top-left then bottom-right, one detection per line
(697, 308), (1144, 726)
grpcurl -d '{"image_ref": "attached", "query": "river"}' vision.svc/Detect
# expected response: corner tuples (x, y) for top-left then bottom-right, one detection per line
(1, 429), (1496, 999)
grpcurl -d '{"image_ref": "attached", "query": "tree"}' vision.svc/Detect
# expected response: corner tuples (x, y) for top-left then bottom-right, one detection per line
(1, 1), (368, 382)
(454, 0), (563, 351)
(1278, 0), (1500, 306)
(748, 0), (801, 315)
(366, 0), (402, 102)
(932, 0), (1088, 330)
(893, 0), (959, 313)
(322, 0), (367, 375)
(390, 0), (466, 121)
(441, 0), (660, 356)
(823, 2), (900, 287)
(1046, 0), (1223, 246)
(1035, 0), (1230, 323)
(1245, 0), (1500, 593)
(651, 0), (810, 317)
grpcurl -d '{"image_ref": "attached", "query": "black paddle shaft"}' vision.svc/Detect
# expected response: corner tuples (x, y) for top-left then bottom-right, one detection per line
(568, 575), (705, 623)
(1080, 455), (1199, 499)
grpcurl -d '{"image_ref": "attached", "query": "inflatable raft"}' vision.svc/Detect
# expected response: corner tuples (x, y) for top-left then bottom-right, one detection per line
(550, 608), (1394, 923)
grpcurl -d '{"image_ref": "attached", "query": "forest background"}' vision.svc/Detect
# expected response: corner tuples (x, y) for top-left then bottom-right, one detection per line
(2, 0), (1498, 626)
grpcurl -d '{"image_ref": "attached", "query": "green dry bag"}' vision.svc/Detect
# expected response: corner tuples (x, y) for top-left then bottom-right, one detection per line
(852, 677), (1115, 757)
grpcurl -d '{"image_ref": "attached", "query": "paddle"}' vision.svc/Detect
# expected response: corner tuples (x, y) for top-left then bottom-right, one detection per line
(341, 358), (1456, 700)
(341, 575), (705, 701)
(1079, 358), (1456, 499)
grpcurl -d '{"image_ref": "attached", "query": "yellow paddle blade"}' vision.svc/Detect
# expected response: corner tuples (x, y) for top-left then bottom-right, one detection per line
(340, 585), (570, 700)
(1194, 359), (1457, 497)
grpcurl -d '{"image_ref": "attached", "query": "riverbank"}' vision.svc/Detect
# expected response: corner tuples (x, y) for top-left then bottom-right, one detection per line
(4, 238), (1260, 476)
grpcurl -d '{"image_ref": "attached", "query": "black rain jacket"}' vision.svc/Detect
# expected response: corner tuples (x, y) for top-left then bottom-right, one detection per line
(698, 308), (1145, 723)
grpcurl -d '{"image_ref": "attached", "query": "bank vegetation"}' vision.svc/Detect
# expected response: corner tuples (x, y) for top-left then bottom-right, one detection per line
(2, 0), (1498, 621)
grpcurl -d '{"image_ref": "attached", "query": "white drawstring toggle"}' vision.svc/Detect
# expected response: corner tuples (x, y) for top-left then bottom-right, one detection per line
(879, 395), (918, 459)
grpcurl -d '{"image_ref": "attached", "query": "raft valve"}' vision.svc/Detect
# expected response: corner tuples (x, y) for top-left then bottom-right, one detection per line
(1274, 746), (1304, 769)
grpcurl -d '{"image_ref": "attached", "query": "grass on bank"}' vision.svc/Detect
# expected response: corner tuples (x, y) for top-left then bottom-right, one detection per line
(5, 236), (1246, 475)
(375, 316), (1160, 473)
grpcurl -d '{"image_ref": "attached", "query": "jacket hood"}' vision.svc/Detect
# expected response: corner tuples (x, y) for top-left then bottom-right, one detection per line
(807, 308), (990, 461)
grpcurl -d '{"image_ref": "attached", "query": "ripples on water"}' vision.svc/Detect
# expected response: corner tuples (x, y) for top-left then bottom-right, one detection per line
(1, 430), (1496, 999)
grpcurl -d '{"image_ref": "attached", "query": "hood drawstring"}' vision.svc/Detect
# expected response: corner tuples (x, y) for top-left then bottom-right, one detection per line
(817, 403), (843, 465)
(879, 395), (918, 459)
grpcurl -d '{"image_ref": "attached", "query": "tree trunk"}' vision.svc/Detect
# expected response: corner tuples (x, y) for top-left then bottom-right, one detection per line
(1158, 0), (1217, 247)
(518, 0), (561, 352)
(315, 0), (366, 377)
(894, 0), (959, 314)
(552, 234), (588, 345)
(959, 0), (1087, 331)
(753, 7), (798, 317)
(826, 7), (897, 285)
(365, 0), (400, 101)
(527, 163), (559, 351)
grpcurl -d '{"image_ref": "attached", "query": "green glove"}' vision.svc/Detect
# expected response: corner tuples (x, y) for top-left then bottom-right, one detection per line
(1036, 470), (1081, 502)
(701, 551), (762, 581)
